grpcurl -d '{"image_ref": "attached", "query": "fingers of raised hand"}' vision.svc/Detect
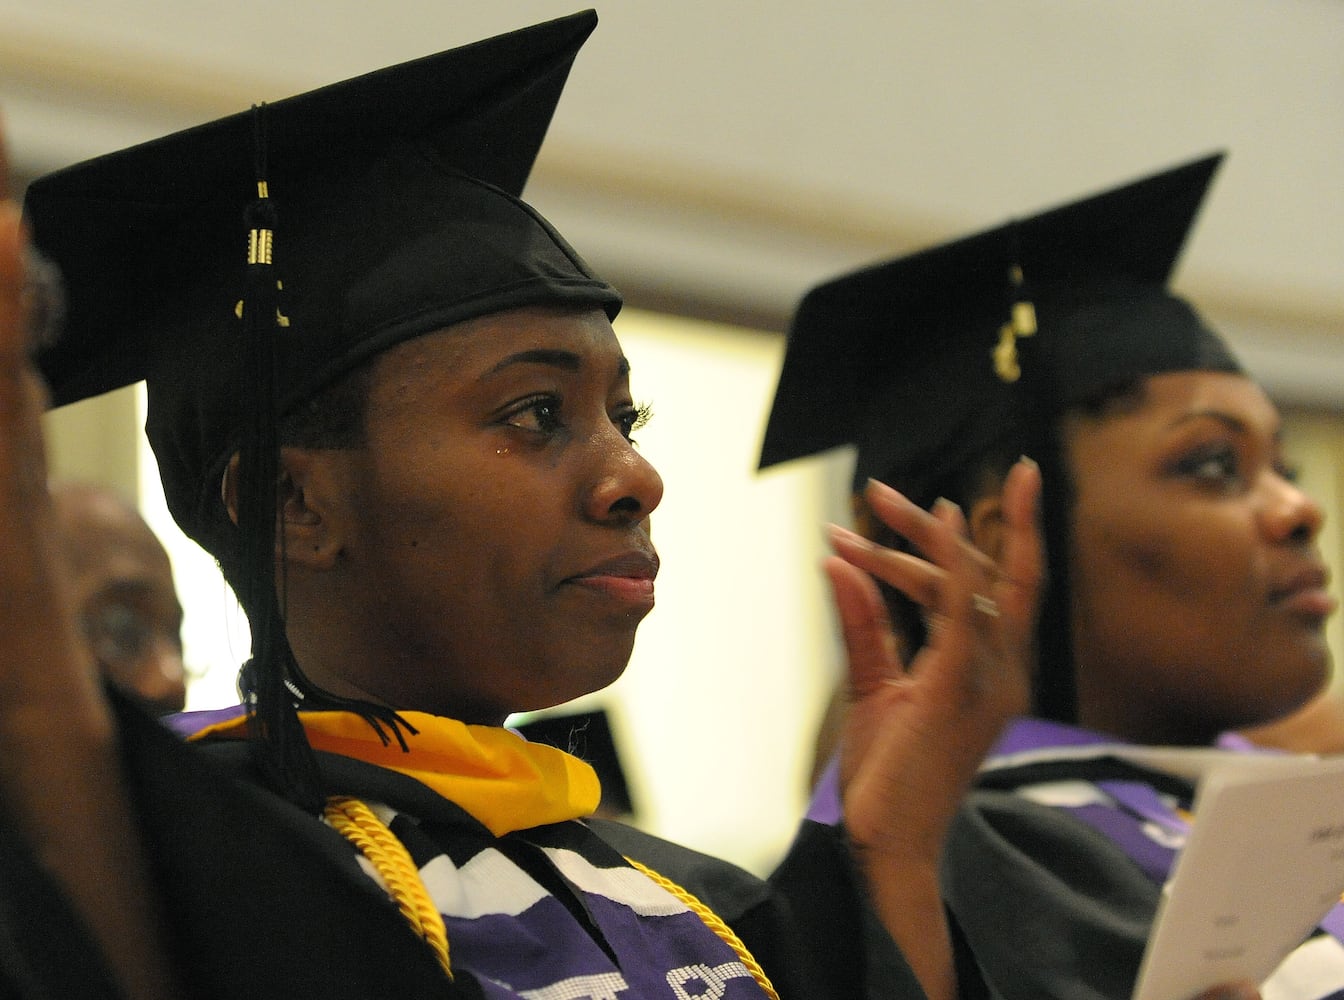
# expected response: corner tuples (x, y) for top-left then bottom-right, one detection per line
(994, 457), (1044, 628)
(0, 118), (63, 364)
(0, 112), (10, 201)
(0, 118), (18, 364)
(0, 199), (54, 503)
(828, 522), (944, 609)
(829, 481), (1000, 632)
(822, 555), (904, 695)
(0, 203), (24, 363)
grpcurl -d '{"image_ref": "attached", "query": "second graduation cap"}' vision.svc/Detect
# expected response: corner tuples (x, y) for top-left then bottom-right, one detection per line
(757, 152), (1240, 508)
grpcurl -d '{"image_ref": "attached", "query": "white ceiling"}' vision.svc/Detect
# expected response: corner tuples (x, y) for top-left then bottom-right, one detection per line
(2, 0), (1341, 405)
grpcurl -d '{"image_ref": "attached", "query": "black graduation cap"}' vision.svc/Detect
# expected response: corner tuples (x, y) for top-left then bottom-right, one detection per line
(26, 8), (619, 558)
(23, 10), (620, 809)
(757, 152), (1239, 508)
(760, 153), (1242, 724)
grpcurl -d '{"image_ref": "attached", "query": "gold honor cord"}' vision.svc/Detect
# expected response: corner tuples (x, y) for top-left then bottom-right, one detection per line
(323, 796), (780, 999)
(323, 796), (454, 980)
(623, 856), (781, 1000)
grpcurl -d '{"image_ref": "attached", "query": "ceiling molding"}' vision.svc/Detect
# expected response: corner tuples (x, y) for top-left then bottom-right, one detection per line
(0, 22), (283, 120)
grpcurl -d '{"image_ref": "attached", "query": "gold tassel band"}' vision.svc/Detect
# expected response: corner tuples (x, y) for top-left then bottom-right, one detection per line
(248, 228), (273, 266)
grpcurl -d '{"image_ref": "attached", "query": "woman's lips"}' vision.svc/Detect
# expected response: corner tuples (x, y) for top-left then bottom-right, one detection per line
(1271, 565), (1337, 620)
(564, 551), (659, 609)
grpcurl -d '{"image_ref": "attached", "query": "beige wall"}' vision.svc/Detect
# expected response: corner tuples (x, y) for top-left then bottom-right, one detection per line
(1283, 408), (1344, 693)
(4, 2), (1340, 399)
(42, 384), (140, 498)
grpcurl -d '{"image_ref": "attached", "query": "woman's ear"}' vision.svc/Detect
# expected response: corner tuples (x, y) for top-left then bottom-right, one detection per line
(968, 493), (1007, 566)
(221, 453), (243, 528)
(221, 450), (344, 570)
(276, 448), (344, 571)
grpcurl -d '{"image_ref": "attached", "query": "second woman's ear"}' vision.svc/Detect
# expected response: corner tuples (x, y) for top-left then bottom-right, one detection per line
(968, 493), (1007, 567)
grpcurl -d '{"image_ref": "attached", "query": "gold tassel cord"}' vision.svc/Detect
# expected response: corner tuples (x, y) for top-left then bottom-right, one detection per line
(992, 263), (1038, 384)
(624, 856), (781, 1000)
(323, 796), (453, 980)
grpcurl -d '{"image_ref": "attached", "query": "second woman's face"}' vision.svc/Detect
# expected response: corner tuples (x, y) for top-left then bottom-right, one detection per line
(310, 306), (664, 724)
(1063, 370), (1334, 744)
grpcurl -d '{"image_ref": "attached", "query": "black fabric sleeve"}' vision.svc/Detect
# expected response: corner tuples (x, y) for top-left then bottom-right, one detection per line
(941, 791), (1159, 1000)
(769, 819), (928, 1000)
(0, 814), (125, 1000)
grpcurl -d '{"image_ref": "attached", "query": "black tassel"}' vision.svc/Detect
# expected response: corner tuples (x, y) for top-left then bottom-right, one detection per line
(1003, 250), (1077, 724)
(233, 106), (419, 805)
(235, 104), (324, 813)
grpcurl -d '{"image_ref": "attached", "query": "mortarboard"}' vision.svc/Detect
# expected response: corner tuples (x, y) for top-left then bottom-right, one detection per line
(757, 152), (1238, 508)
(24, 10), (620, 807)
(759, 154), (1241, 723)
(26, 8), (619, 557)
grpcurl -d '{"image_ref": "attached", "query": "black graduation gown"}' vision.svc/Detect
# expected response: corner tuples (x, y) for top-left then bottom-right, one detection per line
(0, 695), (926, 1000)
(943, 751), (1344, 1000)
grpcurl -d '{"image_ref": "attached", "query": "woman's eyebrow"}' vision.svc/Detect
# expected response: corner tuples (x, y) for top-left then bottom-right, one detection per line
(484, 350), (632, 379)
(485, 348), (583, 376)
(1169, 407), (1283, 443)
(1169, 409), (1247, 433)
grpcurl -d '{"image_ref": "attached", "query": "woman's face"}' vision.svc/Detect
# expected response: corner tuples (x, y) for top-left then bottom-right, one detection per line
(304, 306), (663, 724)
(1063, 370), (1334, 744)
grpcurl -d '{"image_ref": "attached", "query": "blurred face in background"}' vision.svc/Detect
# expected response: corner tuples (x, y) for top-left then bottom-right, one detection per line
(54, 483), (187, 716)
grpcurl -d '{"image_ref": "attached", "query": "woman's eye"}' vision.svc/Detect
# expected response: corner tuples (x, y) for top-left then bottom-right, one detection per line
(616, 401), (653, 442)
(1176, 445), (1240, 485)
(504, 396), (564, 434)
(81, 603), (179, 668)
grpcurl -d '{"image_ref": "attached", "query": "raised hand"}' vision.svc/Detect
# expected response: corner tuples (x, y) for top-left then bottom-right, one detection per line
(823, 457), (1043, 1000)
(0, 123), (106, 743)
(0, 118), (179, 1000)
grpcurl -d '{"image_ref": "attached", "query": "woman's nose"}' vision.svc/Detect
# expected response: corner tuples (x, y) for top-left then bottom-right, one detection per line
(586, 432), (664, 525)
(1263, 473), (1325, 546)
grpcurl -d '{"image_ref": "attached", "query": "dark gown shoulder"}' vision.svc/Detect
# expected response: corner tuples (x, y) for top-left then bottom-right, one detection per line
(0, 814), (124, 1000)
(942, 779), (1166, 1000)
(115, 696), (470, 1000)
